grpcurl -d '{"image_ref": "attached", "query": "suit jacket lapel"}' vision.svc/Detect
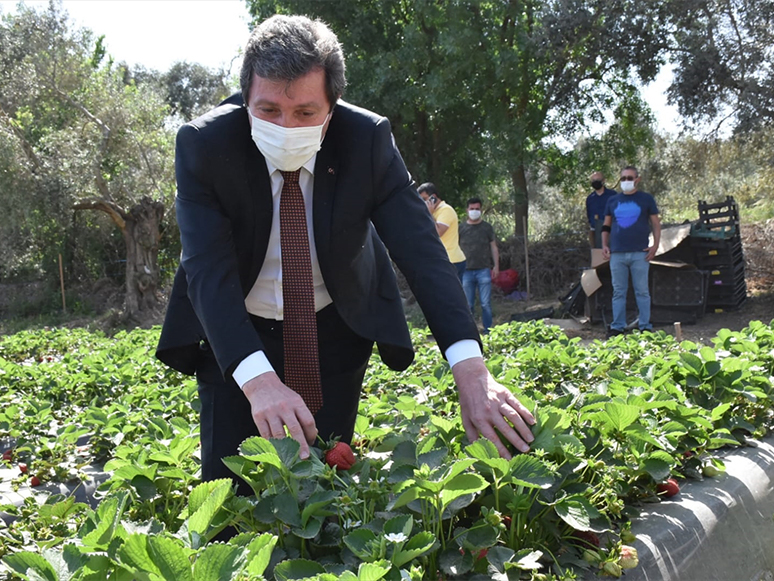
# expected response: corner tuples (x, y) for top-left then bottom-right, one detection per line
(244, 134), (274, 290)
(313, 133), (339, 277)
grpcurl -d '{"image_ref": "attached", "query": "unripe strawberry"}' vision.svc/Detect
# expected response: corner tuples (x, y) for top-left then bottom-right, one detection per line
(618, 545), (639, 569)
(602, 561), (622, 577)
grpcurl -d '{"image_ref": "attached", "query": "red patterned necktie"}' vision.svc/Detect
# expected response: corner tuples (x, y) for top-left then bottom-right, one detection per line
(279, 169), (323, 414)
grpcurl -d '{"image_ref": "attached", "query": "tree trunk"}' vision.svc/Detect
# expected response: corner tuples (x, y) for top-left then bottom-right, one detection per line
(123, 197), (165, 319)
(511, 165), (529, 237)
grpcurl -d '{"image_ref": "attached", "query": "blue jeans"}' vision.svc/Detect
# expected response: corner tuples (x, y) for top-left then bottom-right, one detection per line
(463, 268), (493, 332)
(454, 260), (466, 282)
(609, 252), (651, 331)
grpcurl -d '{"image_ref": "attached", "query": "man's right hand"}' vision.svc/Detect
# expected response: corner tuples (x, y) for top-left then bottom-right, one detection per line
(602, 245), (611, 260)
(242, 372), (318, 459)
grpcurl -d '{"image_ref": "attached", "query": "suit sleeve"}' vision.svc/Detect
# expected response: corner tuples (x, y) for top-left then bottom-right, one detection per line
(175, 123), (265, 377)
(367, 118), (480, 353)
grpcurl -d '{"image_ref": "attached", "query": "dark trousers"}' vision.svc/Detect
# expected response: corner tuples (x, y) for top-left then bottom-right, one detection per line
(196, 305), (374, 495)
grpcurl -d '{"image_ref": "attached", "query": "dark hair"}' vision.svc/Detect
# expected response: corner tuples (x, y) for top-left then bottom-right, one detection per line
(621, 165), (639, 177)
(467, 197), (482, 207)
(417, 182), (439, 197)
(240, 15), (346, 110)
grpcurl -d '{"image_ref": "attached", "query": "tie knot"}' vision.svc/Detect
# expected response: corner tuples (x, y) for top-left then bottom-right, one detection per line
(280, 169), (301, 184)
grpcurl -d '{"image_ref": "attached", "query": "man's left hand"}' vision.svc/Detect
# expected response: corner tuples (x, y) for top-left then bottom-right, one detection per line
(644, 245), (658, 261)
(452, 357), (536, 459)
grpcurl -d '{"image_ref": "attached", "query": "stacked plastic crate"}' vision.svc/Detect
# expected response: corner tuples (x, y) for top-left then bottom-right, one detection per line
(691, 196), (747, 312)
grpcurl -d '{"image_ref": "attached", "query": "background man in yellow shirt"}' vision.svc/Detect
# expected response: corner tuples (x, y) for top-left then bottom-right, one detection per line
(418, 183), (466, 280)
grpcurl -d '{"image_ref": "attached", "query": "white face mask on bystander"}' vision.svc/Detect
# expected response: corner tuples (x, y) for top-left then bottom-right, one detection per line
(620, 179), (636, 193)
(249, 111), (330, 171)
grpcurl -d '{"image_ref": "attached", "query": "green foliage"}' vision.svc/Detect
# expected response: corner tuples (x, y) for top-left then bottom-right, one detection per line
(244, 0), (669, 222)
(0, 1), (176, 289)
(128, 60), (235, 123)
(642, 130), (774, 224)
(3, 321), (774, 579)
(667, 0), (774, 134)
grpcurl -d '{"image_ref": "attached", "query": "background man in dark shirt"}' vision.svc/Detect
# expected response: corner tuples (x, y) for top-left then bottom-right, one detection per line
(459, 198), (499, 334)
(586, 171), (616, 248)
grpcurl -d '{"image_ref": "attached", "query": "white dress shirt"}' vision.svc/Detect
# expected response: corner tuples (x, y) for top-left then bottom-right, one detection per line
(233, 156), (481, 389)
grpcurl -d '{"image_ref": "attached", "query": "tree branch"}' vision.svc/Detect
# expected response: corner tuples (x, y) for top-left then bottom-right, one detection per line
(73, 198), (127, 232)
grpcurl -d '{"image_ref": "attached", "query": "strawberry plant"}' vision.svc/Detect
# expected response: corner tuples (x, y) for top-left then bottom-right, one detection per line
(1, 320), (774, 579)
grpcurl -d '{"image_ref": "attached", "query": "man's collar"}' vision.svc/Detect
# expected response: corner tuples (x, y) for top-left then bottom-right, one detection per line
(265, 154), (318, 177)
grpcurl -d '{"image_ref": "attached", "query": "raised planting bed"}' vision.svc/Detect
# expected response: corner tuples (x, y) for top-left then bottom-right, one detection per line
(626, 435), (774, 581)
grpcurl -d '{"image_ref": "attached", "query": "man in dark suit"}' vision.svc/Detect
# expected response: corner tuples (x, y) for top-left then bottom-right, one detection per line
(156, 14), (535, 488)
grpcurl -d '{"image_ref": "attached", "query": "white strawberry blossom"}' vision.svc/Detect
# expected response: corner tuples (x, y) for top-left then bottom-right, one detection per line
(384, 532), (408, 543)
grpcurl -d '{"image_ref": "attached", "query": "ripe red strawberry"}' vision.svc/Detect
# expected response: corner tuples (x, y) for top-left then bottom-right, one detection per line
(324, 441), (356, 470)
(18, 463), (27, 474)
(2, 449), (13, 461)
(656, 478), (680, 497)
(30, 476), (41, 487)
(571, 530), (601, 547)
(502, 515), (512, 529)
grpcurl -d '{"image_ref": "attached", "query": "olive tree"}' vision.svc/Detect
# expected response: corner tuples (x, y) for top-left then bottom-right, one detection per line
(0, 1), (175, 321)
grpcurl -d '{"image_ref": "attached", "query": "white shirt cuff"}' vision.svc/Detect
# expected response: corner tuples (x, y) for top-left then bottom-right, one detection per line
(232, 351), (275, 389)
(445, 339), (482, 368)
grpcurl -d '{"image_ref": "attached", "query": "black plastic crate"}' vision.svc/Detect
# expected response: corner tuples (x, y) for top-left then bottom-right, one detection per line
(706, 287), (747, 311)
(691, 236), (743, 252)
(707, 279), (747, 299)
(707, 270), (745, 290)
(705, 261), (746, 282)
(698, 196), (740, 227)
(587, 265), (707, 326)
(690, 221), (739, 239)
(706, 298), (747, 313)
(650, 268), (708, 308)
(693, 244), (745, 268)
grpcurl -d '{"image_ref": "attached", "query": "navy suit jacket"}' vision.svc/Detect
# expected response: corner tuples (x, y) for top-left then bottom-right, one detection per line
(156, 99), (479, 379)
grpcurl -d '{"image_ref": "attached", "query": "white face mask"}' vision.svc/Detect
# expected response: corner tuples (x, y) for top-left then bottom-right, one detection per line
(620, 179), (636, 193)
(468, 209), (482, 221)
(249, 110), (330, 171)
